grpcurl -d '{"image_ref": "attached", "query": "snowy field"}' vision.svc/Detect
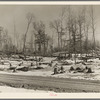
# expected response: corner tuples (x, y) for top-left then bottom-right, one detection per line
(0, 57), (100, 81)
(0, 85), (55, 93)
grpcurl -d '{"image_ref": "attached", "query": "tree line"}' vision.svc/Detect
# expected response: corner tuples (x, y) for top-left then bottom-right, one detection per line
(0, 6), (99, 57)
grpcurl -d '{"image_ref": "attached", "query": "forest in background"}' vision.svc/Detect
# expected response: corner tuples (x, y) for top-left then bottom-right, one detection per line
(0, 5), (100, 57)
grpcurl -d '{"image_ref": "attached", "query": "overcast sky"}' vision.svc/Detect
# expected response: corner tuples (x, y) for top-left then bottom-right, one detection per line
(0, 5), (100, 43)
(0, 5), (62, 33)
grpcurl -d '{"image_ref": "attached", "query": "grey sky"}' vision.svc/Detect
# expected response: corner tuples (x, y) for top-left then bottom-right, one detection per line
(0, 5), (100, 43)
(0, 5), (62, 32)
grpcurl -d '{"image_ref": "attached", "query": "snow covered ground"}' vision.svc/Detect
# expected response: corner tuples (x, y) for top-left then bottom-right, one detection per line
(0, 85), (55, 93)
(0, 57), (100, 81)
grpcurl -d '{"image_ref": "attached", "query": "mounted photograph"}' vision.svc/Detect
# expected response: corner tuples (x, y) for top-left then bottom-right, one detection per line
(0, 2), (100, 93)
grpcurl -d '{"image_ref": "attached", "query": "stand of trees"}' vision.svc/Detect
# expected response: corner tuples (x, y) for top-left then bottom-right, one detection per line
(50, 6), (99, 57)
(0, 5), (99, 58)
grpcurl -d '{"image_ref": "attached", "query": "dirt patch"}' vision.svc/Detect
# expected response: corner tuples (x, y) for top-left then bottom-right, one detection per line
(0, 81), (98, 93)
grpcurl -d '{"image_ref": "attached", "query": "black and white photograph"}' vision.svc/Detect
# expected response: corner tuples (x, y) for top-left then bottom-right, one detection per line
(0, 2), (100, 94)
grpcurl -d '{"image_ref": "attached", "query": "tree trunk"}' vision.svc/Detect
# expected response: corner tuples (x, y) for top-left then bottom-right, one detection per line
(23, 22), (30, 54)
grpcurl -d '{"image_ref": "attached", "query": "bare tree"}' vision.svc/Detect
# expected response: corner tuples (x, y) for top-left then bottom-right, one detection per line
(67, 6), (72, 57)
(0, 27), (3, 52)
(77, 8), (85, 58)
(59, 8), (66, 49)
(23, 12), (34, 54)
(90, 6), (96, 56)
(50, 8), (66, 51)
(71, 18), (77, 64)
(50, 19), (61, 50)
